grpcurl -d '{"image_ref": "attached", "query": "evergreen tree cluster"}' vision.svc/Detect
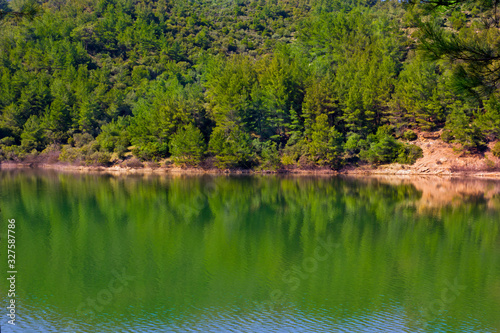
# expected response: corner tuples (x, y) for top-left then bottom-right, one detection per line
(0, 0), (498, 169)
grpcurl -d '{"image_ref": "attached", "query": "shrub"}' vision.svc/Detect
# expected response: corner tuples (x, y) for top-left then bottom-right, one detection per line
(360, 134), (400, 164)
(445, 104), (485, 151)
(22, 150), (40, 163)
(485, 158), (496, 169)
(281, 154), (295, 167)
(85, 152), (111, 166)
(255, 140), (281, 170)
(169, 124), (205, 166)
(145, 161), (160, 169)
(0, 146), (20, 162)
(492, 142), (500, 158)
(344, 133), (368, 163)
(115, 145), (128, 159)
(344, 133), (362, 155)
(359, 127), (421, 165)
(73, 133), (94, 148)
(208, 125), (255, 169)
(0, 137), (16, 147)
(96, 118), (131, 153)
(123, 157), (144, 168)
(397, 144), (423, 165)
(475, 97), (500, 140)
(20, 116), (45, 152)
(132, 142), (167, 161)
(59, 145), (85, 164)
(402, 130), (418, 141)
(441, 130), (454, 143)
(282, 133), (307, 165)
(307, 114), (344, 168)
(59, 139), (109, 166)
(39, 144), (61, 163)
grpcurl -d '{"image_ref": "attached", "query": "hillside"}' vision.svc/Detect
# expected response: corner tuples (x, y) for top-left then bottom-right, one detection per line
(1, 0), (500, 171)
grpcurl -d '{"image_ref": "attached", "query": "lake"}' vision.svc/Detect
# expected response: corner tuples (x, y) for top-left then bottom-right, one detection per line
(1, 170), (499, 332)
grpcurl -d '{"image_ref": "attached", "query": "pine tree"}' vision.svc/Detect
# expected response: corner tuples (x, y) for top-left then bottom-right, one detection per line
(170, 123), (206, 166)
(307, 114), (343, 167)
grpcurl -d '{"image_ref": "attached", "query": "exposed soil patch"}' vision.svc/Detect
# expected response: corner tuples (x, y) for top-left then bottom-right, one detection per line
(344, 131), (500, 178)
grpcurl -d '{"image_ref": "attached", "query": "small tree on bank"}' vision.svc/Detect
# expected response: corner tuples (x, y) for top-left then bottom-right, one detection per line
(170, 124), (205, 166)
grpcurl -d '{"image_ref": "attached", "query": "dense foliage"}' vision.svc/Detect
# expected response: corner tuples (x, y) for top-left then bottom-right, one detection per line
(0, 0), (499, 169)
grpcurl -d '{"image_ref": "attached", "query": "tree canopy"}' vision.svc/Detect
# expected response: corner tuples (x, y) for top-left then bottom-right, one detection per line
(0, 0), (498, 169)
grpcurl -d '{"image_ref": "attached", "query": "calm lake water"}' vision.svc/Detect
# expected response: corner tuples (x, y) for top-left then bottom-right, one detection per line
(1, 170), (500, 332)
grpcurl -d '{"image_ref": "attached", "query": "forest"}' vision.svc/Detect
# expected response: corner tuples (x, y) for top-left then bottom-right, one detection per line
(1, 0), (500, 170)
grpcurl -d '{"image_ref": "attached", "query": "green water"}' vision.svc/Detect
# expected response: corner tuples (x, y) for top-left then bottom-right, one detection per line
(0, 170), (499, 332)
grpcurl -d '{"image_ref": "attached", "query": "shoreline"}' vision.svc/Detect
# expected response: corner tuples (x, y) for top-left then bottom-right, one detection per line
(2, 161), (500, 179)
(3, 133), (500, 179)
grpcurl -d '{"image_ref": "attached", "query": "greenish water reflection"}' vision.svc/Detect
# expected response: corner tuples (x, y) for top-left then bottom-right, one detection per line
(0, 170), (499, 332)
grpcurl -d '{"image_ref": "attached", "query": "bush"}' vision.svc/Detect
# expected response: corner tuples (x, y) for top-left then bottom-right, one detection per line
(73, 133), (94, 148)
(255, 140), (281, 170)
(85, 152), (111, 166)
(115, 145), (128, 159)
(492, 142), (500, 158)
(485, 158), (496, 169)
(169, 124), (205, 166)
(281, 133), (307, 166)
(59, 145), (85, 163)
(208, 125), (255, 169)
(359, 127), (421, 165)
(360, 133), (400, 164)
(307, 114), (344, 168)
(145, 161), (160, 169)
(344, 133), (368, 163)
(0, 145), (21, 161)
(132, 142), (168, 161)
(123, 157), (144, 168)
(344, 133), (362, 155)
(441, 130), (454, 143)
(39, 145), (61, 163)
(445, 104), (485, 151)
(475, 97), (500, 140)
(59, 138), (110, 166)
(402, 130), (418, 141)
(397, 144), (423, 164)
(281, 154), (295, 166)
(0, 137), (16, 147)
(20, 116), (45, 152)
(96, 118), (130, 153)
(21, 150), (40, 163)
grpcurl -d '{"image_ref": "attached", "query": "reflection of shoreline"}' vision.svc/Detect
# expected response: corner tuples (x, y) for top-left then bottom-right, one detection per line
(347, 175), (500, 210)
(3, 169), (499, 332)
(0, 161), (337, 175)
(3, 165), (500, 211)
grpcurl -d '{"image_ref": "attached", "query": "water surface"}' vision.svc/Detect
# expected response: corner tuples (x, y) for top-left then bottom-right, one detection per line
(1, 170), (499, 332)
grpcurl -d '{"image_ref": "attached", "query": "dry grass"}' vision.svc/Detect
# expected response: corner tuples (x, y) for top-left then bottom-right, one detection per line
(450, 159), (500, 172)
(121, 157), (144, 168)
(144, 161), (160, 169)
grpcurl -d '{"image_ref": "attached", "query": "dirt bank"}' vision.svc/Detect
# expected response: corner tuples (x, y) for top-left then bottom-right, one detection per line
(344, 131), (500, 179)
